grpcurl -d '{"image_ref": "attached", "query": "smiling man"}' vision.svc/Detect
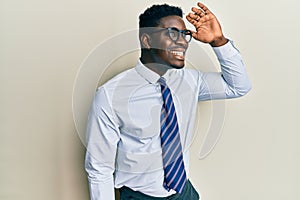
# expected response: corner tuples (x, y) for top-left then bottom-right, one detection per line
(85, 2), (251, 200)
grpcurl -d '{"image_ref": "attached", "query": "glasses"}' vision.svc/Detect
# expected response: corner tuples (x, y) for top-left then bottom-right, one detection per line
(151, 27), (193, 43)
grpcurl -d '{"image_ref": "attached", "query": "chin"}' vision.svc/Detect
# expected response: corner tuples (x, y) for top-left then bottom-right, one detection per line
(171, 62), (185, 69)
(171, 65), (184, 69)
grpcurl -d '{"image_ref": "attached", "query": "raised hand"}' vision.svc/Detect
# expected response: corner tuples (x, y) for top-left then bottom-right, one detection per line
(186, 2), (228, 47)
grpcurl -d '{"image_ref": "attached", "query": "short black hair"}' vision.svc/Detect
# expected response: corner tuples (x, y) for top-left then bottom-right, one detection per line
(139, 4), (183, 28)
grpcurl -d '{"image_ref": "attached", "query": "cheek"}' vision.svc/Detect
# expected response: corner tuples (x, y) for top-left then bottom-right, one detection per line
(153, 49), (168, 60)
(151, 35), (172, 50)
(152, 45), (169, 58)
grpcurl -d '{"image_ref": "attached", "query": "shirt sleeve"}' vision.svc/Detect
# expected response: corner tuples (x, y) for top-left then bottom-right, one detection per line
(85, 87), (120, 200)
(198, 40), (252, 101)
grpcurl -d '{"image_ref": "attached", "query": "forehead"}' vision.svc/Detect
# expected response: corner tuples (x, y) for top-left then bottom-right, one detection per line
(158, 15), (186, 30)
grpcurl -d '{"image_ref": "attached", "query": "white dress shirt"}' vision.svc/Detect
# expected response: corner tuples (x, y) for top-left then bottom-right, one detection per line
(85, 41), (251, 200)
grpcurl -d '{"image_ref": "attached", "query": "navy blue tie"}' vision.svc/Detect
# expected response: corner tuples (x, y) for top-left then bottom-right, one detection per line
(158, 77), (187, 193)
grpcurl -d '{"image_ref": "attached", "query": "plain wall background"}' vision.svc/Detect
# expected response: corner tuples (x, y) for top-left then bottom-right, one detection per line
(1, 0), (299, 200)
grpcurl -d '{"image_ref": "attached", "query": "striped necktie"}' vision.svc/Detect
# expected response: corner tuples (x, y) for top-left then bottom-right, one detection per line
(158, 77), (187, 193)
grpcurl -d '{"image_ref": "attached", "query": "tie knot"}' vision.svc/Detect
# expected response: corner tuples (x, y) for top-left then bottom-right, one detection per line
(158, 77), (167, 86)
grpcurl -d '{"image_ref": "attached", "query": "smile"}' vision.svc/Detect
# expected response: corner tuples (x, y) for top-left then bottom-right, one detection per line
(170, 50), (184, 56)
(169, 49), (186, 57)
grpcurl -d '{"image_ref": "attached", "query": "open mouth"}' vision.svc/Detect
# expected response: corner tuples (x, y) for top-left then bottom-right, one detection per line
(169, 49), (186, 60)
(170, 50), (184, 57)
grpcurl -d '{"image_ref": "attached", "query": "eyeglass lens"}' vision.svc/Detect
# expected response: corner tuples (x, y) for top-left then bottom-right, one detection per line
(168, 28), (192, 43)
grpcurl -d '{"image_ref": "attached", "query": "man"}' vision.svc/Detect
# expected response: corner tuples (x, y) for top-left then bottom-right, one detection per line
(85, 2), (251, 200)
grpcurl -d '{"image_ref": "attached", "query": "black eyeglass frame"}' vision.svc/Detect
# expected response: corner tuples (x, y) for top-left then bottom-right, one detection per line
(150, 27), (193, 43)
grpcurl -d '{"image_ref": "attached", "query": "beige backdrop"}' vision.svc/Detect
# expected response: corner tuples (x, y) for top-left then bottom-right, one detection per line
(1, 0), (299, 200)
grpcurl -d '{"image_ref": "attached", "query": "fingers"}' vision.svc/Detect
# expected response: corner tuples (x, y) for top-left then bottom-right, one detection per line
(191, 7), (206, 16)
(189, 2), (212, 17)
(186, 2), (211, 22)
(186, 15), (198, 26)
(186, 12), (208, 28)
(189, 12), (205, 21)
(186, 2), (214, 26)
(187, 12), (205, 21)
(196, 2), (211, 14)
(186, 15), (202, 29)
(186, 2), (213, 28)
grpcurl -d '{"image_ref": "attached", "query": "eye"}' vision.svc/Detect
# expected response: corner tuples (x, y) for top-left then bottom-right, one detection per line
(183, 30), (192, 42)
(169, 31), (176, 38)
(168, 29), (178, 40)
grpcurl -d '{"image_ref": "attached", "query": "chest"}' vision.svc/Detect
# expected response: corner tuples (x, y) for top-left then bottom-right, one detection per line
(111, 81), (198, 139)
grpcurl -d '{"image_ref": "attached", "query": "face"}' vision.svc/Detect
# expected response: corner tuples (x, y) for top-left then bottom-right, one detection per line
(150, 15), (189, 69)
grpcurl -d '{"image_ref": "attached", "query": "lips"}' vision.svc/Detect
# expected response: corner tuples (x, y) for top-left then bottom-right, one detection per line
(169, 48), (186, 60)
(170, 50), (184, 57)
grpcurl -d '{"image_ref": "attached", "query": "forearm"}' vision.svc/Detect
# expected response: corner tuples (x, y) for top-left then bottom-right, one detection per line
(85, 127), (117, 200)
(213, 40), (251, 97)
(86, 150), (115, 200)
(198, 40), (251, 100)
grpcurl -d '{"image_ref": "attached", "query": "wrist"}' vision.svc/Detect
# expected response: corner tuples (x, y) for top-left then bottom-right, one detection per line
(209, 36), (228, 47)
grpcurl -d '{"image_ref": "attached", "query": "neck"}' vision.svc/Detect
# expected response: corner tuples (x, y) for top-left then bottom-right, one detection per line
(140, 53), (169, 76)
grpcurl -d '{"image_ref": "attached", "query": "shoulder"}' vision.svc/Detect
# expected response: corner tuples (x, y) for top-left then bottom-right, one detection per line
(97, 68), (135, 92)
(95, 67), (145, 103)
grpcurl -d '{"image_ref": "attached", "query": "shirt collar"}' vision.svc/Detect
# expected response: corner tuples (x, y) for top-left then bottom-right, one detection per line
(135, 59), (176, 84)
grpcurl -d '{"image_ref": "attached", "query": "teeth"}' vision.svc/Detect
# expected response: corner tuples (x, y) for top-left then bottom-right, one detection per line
(170, 50), (184, 57)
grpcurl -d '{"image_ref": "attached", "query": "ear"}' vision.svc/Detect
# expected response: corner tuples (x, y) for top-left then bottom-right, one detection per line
(140, 33), (152, 49)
